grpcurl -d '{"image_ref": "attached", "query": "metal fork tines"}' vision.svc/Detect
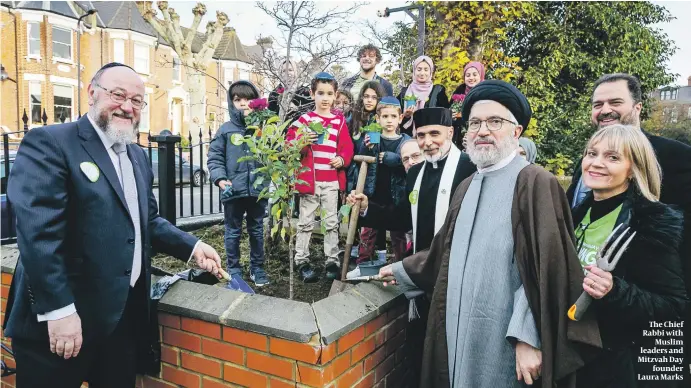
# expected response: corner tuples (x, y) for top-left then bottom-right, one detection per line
(596, 223), (636, 271)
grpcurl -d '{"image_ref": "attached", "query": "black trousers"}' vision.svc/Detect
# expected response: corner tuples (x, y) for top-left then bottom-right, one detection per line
(13, 280), (146, 388)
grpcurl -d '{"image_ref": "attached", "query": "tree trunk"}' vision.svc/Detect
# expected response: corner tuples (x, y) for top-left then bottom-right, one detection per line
(186, 69), (208, 165)
(288, 200), (296, 300)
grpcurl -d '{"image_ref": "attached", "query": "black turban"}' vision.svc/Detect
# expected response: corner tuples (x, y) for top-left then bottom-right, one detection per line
(461, 80), (532, 129)
(97, 62), (136, 73)
(413, 107), (453, 128)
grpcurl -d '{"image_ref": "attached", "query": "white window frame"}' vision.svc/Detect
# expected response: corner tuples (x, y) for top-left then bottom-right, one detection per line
(29, 82), (42, 126)
(239, 69), (250, 81)
(172, 57), (182, 83)
(113, 39), (125, 64)
(27, 22), (41, 59)
(687, 107), (691, 119)
(134, 42), (150, 75)
(224, 67), (235, 85)
(53, 84), (74, 123)
(671, 89), (678, 100)
(140, 94), (151, 133)
(51, 26), (73, 63)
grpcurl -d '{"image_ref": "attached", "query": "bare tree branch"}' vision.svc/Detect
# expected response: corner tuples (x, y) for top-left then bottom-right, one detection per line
(185, 3), (206, 50)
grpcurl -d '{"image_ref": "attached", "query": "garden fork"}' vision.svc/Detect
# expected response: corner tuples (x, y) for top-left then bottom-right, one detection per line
(568, 224), (636, 321)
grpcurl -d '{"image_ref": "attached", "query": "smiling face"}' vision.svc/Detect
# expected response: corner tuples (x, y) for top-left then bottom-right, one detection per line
(415, 124), (453, 163)
(414, 61), (432, 83)
(582, 139), (632, 200)
(464, 67), (481, 88)
(591, 80), (642, 128)
(465, 101), (521, 168)
(88, 66), (144, 144)
(359, 49), (379, 72)
(362, 88), (379, 112)
(376, 106), (402, 134)
(311, 81), (336, 114)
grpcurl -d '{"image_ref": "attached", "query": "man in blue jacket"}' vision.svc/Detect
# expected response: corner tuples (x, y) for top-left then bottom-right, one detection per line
(341, 44), (394, 97)
(208, 80), (270, 288)
(4, 62), (223, 387)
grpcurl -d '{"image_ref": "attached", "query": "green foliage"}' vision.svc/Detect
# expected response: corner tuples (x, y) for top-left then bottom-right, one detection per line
(361, 122), (384, 134)
(419, 1), (677, 166)
(403, 94), (418, 102)
(543, 153), (574, 177)
(239, 121), (311, 241)
(307, 121), (330, 135)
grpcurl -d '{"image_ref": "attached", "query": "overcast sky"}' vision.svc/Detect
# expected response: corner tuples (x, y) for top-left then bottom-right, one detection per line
(175, 1), (691, 86)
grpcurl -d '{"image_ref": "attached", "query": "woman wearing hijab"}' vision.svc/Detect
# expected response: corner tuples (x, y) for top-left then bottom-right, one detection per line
(397, 56), (449, 137)
(518, 137), (537, 163)
(451, 61), (486, 146)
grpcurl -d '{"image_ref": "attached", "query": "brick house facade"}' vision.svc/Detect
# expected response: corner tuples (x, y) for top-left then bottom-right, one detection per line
(1, 1), (267, 141)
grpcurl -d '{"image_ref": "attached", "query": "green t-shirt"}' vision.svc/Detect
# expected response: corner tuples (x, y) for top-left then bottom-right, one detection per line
(575, 204), (623, 272)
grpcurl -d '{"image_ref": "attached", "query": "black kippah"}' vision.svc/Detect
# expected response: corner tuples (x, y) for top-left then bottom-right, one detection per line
(98, 62), (136, 73)
(461, 80), (532, 129)
(413, 107), (453, 128)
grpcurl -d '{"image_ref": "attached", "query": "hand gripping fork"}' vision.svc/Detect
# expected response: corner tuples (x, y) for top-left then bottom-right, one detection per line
(568, 224), (636, 321)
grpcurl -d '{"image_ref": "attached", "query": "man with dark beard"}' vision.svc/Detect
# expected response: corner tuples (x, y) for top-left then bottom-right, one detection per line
(5, 63), (224, 387)
(376, 80), (601, 387)
(566, 72), (691, 383)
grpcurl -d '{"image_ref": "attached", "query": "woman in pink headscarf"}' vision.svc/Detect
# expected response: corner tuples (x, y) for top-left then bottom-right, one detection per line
(397, 55), (450, 136)
(451, 61), (486, 146)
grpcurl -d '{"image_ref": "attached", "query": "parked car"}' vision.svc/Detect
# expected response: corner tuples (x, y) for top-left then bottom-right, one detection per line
(140, 147), (208, 187)
(1, 151), (17, 241)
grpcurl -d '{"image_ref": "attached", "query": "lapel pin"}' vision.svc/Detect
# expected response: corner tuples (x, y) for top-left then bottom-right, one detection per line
(80, 162), (100, 183)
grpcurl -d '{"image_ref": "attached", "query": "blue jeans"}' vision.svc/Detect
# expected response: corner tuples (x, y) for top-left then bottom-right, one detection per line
(223, 197), (267, 275)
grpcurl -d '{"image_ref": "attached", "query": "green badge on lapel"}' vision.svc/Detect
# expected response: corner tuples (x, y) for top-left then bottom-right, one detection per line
(409, 190), (419, 205)
(231, 133), (244, 146)
(80, 162), (100, 182)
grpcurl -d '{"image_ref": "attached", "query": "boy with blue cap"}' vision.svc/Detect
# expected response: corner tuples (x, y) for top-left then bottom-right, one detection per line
(348, 96), (410, 278)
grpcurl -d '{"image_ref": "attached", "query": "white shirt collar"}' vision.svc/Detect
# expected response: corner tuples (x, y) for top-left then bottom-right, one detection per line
(87, 113), (116, 151)
(477, 151), (517, 173)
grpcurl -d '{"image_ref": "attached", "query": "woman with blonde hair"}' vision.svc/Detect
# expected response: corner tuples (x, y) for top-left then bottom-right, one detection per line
(573, 124), (687, 387)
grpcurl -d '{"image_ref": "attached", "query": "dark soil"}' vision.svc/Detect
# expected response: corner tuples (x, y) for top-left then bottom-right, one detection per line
(152, 224), (346, 303)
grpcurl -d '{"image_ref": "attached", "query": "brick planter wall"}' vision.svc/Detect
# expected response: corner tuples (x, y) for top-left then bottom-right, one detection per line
(1, 247), (412, 388)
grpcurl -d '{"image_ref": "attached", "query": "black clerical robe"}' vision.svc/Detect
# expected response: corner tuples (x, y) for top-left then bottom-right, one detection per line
(360, 152), (476, 252)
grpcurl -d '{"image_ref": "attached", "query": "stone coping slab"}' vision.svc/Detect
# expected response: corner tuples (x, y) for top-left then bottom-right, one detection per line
(1, 247), (405, 344)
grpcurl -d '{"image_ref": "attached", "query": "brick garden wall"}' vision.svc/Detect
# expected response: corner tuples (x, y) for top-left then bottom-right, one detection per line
(1, 251), (412, 388)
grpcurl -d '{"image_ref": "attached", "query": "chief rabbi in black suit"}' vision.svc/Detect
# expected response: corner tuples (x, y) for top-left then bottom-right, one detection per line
(4, 62), (224, 387)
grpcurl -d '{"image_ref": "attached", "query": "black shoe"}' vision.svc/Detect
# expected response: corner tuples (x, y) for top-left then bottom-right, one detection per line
(250, 267), (270, 287)
(325, 262), (340, 280)
(298, 263), (318, 283)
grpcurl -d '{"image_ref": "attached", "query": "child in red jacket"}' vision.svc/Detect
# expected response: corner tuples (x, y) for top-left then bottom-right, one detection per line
(286, 72), (354, 282)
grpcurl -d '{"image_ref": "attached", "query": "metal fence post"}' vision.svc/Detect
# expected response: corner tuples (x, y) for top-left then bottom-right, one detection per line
(151, 134), (181, 225)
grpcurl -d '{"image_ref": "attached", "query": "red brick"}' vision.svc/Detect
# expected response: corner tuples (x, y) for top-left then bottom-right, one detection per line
(1, 298), (6, 312)
(374, 354), (394, 382)
(223, 363), (268, 388)
(364, 346), (386, 372)
(335, 362), (363, 388)
(386, 304), (406, 321)
(270, 337), (321, 364)
(201, 338), (244, 364)
(2, 356), (15, 370)
(385, 316), (406, 341)
(222, 327), (268, 351)
(201, 377), (228, 388)
(141, 376), (177, 388)
(321, 341), (337, 364)
(374, 330), (386, 347)
(181, 317), (221, 340)
(163, 328), (201, 352)
(1, 373), (16, 387)
(1, 273), (12, 286)
(386, 363), (405, 387)
(337, 326), (364, 354)
(364, 315), (387, 336)
(181, 352), (222, 378)
(270, 377), (296, 388)
(161, 345), (179, 365)
(161, 364), (201, 388)
(395, 344), (407, 364)
(386, 330), (405, 355)
(353, 371), (376, 388)
(158, 313), (181, 329)
(298, 352), (350, 387)
(246, 350), (294, 380)
(350, 337), (375, 364)
(0, 285), (9, 299)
